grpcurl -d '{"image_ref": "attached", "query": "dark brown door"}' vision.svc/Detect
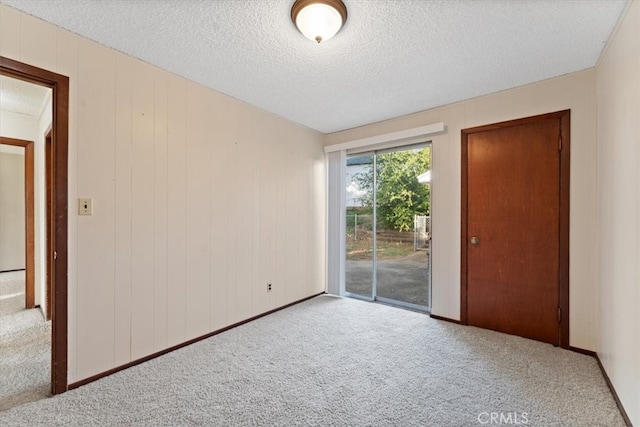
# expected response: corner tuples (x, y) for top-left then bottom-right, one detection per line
(461, 111), (570, 347)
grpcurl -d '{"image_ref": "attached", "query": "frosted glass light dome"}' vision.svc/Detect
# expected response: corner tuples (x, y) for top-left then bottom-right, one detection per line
(292, 0), (348, 44)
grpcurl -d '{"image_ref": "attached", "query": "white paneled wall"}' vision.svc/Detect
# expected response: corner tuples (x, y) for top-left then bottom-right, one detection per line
(0, 5), (326, 383)
(114, 53), (133, 367)
(596, 1), (640, 424)
(325, 70), (598, 351)
(76, 38), (117, 378)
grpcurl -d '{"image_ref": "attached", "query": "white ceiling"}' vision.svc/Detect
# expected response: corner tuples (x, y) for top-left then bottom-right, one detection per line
(1, 0), (628, 133)
(0, 74), (50, 117)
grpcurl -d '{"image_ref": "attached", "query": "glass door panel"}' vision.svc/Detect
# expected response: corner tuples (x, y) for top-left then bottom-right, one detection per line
(345, 154), (374, 299)
(375, 146), (431, 309)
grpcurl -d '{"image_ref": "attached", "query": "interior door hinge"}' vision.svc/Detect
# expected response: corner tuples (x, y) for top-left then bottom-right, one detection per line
(54, 251), (57, 260)
(558, 308), (562, 323)
(559, 135), (563, 152)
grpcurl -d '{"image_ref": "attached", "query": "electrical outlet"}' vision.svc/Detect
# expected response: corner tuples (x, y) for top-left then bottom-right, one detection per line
(267, 283), (272, 292)
(78, 198), (92, 215)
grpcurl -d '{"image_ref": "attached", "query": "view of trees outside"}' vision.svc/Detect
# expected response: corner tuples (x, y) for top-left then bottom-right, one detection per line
(353, 148), (431, 231)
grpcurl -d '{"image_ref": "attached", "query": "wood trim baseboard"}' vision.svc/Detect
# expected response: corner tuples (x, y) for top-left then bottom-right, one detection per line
(594, 354), (633, 427)
(568, 346), (596, 357)
(429, 314), (461, 324)
(69, 292), (326, 390)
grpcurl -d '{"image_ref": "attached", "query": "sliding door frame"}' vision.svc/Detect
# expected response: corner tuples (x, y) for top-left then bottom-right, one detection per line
(344, 142), (432, 312)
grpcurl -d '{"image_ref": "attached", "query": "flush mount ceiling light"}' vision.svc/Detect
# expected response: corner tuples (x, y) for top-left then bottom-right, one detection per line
(291, 0), (348, 44)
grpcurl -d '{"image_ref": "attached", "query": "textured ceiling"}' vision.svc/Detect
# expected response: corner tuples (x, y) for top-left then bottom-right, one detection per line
(0, 74), (50, 117)
(2, 0), (628, 133)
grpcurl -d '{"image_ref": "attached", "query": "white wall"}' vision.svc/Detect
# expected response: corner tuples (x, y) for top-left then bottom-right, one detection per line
(0, 150), (25, 271)
(596, 1), (640, 424)
(0, 109), (37, 141)
(0, 110), (34, 272)
(0, 105), (51, 307)
(0, 108), (48, 307)
(325, 70), (598, 351)
(0, 5), (326, 384)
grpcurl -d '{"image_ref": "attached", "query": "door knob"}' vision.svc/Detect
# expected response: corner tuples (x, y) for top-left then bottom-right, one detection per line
(470, 236), (479, 245)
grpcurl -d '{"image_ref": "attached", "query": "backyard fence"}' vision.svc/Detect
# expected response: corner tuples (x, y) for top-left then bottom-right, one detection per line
(346, 213), (430, 251)
(414, 215), (430, 251)
(346, 213), (373, 241)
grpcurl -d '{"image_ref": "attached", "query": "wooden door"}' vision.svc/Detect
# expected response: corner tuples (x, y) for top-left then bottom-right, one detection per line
(461, 111), (570, 347)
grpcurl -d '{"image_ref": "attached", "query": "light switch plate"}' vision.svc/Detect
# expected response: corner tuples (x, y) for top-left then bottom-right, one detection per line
(78, 198), (92, 215)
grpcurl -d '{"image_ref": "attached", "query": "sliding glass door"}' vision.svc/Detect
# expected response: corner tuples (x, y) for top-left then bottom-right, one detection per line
(344, 154), (375, 299)
(345, 145), (431, 311)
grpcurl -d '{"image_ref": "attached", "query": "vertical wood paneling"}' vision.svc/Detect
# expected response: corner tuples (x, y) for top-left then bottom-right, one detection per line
(153, 70), (168, 351)
(130, 60), (155, 360)
(264, 122), (279, 310)
(224, 104), (240, 325)
(55, 27), (79, 383)
(0, 7), (21, 59)
(3, 4), (326, 385)
(76, 39), (116, 379)
(275, 136), (291, 307)
(114, 53), (133, 366)
(185, 83), (211, 338)
(19, 15), (56, 72)
(209, 96), (229, 330)
(253, 116), (273, 315)
(234, 107), (254, 321)
(288, 140), (303, 302)
(250, 122), (262, 313)
(294, 142), (306, 298)
(166, 75), (187, 347)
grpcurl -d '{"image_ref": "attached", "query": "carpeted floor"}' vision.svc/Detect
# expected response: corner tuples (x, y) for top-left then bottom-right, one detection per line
(0, 271), (51, 412)
(0, 295), (625, 426)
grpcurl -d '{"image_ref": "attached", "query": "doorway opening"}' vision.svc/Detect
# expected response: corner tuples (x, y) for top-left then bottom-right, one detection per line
(0, 84), (52, 410)
(345, 144), (432, 312)
(0, 56), (69, 396)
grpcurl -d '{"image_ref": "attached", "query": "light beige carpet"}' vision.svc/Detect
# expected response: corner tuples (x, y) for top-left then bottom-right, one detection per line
(0, 294), (625, 426)
(0, 271), (51, 412)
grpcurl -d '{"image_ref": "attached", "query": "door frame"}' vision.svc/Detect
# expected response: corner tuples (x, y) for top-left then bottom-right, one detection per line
(1, 56), (69, 393)
(45, 127), (53, 321)
(460, 110), (570, 348)
(0, 137), (35, 308)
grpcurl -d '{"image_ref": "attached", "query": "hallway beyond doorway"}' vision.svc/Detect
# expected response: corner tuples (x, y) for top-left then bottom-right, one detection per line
(0, 271), (51, 411)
